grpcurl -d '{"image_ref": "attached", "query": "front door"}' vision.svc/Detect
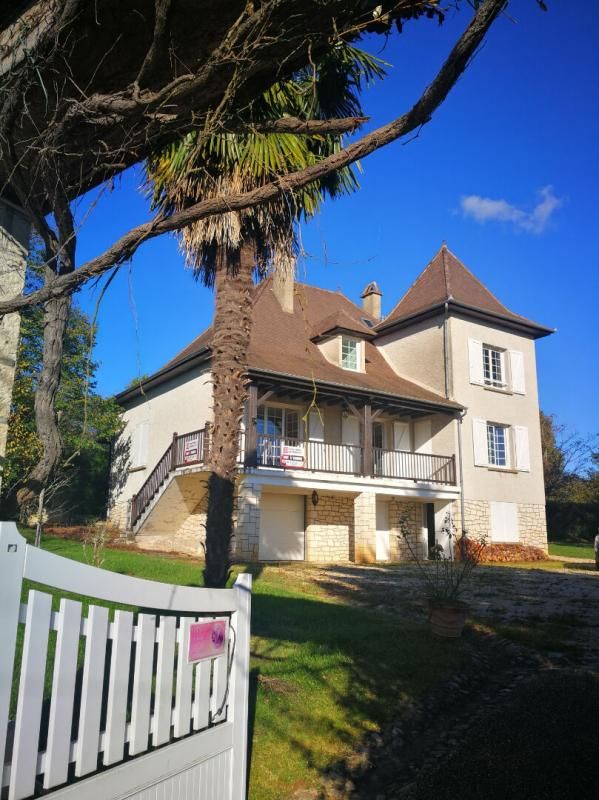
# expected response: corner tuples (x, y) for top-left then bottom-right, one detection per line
(376, 499), (390, 561)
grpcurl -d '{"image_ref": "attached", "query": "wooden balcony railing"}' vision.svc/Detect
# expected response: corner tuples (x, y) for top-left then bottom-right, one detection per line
(130, 427), (456, 529)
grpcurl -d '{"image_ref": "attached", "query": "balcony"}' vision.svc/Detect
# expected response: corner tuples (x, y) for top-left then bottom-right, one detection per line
(130, 427), (457, 529)
(252, 433), (456, 484)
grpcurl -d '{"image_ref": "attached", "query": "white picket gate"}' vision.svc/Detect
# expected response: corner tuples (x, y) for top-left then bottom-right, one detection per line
(0, 522), (252, 800)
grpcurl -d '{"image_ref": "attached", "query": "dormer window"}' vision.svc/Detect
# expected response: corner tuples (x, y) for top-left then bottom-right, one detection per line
(341, 337), (360, 371)
(483, 345), (505, 388)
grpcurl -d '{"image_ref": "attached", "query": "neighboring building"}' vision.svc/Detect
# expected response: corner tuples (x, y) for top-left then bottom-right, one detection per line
(109, 244), (553, 562)
(0, 198), (29, 493)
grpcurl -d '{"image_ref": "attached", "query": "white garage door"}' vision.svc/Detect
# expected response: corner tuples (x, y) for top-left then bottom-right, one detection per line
(259, 494), (305, 560)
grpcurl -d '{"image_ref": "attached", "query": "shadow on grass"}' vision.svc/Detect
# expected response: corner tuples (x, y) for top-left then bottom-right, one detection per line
(245, 589), (464, 799)
(413, 669), (599, 800)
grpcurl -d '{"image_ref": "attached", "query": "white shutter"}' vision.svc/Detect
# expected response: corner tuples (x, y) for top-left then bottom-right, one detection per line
(490, 501), (519, 542)
(473, 418), (489, 466)
(393, 421), (410, 451)
(509, 350), (526, 394)
(309, 411), (324, 442)
(514, 425), (530, 471)
(468, 339), (484, 385)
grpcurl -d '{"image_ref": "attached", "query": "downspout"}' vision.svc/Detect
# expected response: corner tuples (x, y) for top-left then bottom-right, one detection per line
(443, 300), (450, 399)
(457, 411), (467, 537)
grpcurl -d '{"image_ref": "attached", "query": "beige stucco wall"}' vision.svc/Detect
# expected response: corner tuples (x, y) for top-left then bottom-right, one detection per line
(108, 365), (213, 520)
(449, 315), (546, 506)
(377, 314), (446, 395)
(0, 201), (29, 491)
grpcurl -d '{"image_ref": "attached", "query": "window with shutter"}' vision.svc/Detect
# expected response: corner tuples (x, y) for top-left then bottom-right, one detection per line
(393, 421), (410, 451)
(468, 339), (484, 385)
(509, 350), (526, 394)
(472, 418), (489, 466)
(514, 425), (530, 471)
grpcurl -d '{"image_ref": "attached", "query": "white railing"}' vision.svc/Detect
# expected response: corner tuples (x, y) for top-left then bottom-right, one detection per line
(0, 522), (251, 800)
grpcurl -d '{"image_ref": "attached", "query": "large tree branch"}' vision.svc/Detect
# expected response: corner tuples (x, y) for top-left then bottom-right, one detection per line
(0, 0), (444, 206)
(239, 116), (368, 135)
(0, 0), (506, 316)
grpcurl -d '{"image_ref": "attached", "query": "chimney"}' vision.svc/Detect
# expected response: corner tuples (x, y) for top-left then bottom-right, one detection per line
(361, 281), (382, 321)
(272, 252), (295, 313)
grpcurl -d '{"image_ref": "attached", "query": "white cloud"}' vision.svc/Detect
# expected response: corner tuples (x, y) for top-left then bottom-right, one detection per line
(460, 186), (563, 234)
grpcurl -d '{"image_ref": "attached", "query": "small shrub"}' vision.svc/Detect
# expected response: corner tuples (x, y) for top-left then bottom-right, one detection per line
(457, 539), (546, 563)
(82, 521), (118, 568)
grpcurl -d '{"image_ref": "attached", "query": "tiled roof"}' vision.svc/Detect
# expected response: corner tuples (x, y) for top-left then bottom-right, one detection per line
(378, 244), (553, 337)
(119, 278), (460, 410)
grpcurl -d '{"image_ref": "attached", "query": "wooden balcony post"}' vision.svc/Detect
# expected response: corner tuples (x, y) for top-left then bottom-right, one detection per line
(171, 431), (178, 469)
(245, 384), (258, 467)
(362, 403), (373, 476)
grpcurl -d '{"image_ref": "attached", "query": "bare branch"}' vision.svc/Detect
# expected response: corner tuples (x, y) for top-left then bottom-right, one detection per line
(0, 0), (506, 316)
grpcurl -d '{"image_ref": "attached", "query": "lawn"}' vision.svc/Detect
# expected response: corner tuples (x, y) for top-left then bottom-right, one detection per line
(14, 531), (467, 800)
(548, 541), (595, 560)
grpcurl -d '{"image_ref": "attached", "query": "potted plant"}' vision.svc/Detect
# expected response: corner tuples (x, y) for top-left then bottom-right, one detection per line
(398, 510), (486, 638)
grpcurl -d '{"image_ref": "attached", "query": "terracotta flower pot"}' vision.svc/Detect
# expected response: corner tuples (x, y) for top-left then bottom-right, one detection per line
(429, 604), (468, 638)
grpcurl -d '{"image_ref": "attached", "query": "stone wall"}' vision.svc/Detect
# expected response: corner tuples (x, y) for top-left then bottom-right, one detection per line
(454, 497), (548, 551)
(0, 201), (29, 491)
(518, 503), (548, 551)
(388, 499), (424, 561)
(354, 491), (376, 562)
(305, 493), (353, 562)
(136, 491), (207, 556)
(234, 481), (261, 561)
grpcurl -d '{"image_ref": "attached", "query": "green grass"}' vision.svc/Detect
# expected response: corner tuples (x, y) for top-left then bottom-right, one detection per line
(548, 541), (596, 560)
(13, 531), (466, 800)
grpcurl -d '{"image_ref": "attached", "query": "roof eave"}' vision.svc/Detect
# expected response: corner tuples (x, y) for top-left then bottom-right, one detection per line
(377, 300), (555, 339)
(310, 325), (377, 344)
(115, 347), (211, 405)
(247, 367), (463, 415)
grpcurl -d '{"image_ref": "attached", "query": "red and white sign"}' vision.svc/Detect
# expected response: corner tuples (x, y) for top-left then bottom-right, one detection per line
(280, 444), (305, 469)
(183, 436), (200, 464)
(188, 619), (228, 663)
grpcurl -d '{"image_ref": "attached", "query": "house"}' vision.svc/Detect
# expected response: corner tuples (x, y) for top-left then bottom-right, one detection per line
(108, 244), (553, 562)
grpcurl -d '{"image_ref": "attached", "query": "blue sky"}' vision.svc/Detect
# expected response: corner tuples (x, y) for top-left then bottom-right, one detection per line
(75, 1), (599, 438)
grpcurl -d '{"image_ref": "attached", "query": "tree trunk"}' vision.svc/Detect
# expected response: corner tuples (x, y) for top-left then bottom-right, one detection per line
(16, 293), (71, 507)
(203, 241), (255, 587)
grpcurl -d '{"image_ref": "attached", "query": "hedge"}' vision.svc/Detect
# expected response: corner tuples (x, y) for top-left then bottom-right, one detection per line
(546, 500), (599, 542)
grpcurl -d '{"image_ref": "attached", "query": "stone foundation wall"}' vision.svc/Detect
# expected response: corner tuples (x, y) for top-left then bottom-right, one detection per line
(305, 494), (353, 562)
(454, 498), (548, 551)
(0, 203), (29, 491)
(136, 493), (207, 556)
(234, 481), (261, 561)
(388, 499), (425, 561)
(354, 491), (376, 562)
(518, 503), (548, 551)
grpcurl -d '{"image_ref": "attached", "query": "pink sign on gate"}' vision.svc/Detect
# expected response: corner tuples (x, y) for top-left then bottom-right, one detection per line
(187, 619), (228, 663)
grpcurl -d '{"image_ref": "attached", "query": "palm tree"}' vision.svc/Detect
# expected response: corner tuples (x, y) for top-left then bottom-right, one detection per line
(148, 44), (384, 586)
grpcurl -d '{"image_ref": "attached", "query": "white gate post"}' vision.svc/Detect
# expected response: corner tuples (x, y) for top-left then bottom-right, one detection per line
(231, 573), (252, 800)
(0, 523), (26, 777)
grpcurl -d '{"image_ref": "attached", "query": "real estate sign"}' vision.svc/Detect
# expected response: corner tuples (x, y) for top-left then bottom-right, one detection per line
(183, 435), (200, 464)
(280, 444), (305, 468)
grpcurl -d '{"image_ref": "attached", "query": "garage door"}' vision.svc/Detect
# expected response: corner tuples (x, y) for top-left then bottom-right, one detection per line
(259, 494), (305, 560)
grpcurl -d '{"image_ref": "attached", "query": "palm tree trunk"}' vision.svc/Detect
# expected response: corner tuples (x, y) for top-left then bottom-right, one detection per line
(204, 240), (255, 587)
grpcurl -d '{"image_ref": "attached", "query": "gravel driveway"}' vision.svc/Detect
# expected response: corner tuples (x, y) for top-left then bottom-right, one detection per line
(295, 559), (599, 667)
